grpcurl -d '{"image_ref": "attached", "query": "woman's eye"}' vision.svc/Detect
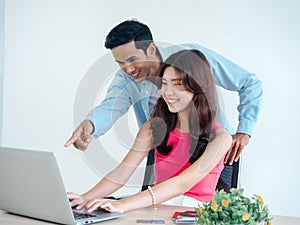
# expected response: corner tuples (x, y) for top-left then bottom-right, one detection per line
(173, 81), (182, 85)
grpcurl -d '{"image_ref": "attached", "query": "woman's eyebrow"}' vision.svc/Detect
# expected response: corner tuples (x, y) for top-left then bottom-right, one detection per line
(162, 78), (182, 81)
(171, 78), (182, 82)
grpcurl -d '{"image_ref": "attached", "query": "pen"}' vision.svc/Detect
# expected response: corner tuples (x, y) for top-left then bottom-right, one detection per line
(173, 218), (196, 224)
(136, 219), (165, 224)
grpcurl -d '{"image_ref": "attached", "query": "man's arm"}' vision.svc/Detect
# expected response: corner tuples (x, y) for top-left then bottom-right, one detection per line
(65, 72), (135, 150)
(190, 44), (263, 163)
(86, 73), (135, 138)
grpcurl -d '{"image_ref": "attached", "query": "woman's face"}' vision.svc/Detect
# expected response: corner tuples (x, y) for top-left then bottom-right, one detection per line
(161, 67), (194, 115)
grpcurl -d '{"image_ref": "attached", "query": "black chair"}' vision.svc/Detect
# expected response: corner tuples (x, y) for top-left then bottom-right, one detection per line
(141, 149), (156, 191)
(216, 160), (239, 192)
(141, 149), (240, 192)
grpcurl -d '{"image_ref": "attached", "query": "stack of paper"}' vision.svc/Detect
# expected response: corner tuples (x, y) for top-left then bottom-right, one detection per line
(172, 211), (197, 224)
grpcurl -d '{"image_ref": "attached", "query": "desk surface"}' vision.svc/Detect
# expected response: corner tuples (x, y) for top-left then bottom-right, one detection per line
(1, 204), (299, 225)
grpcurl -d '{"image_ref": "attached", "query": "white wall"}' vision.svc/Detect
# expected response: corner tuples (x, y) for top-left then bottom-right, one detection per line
(2, 0), (300, 217)
(0, 0), (4, 143)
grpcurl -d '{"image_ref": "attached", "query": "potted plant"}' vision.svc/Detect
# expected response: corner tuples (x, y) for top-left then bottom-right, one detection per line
(196, 188), (272, 225)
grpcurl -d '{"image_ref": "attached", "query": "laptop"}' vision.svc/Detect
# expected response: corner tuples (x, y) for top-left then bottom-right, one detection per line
(0, 146), (126, 225)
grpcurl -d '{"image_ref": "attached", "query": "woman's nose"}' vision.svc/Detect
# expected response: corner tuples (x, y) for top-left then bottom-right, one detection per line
(163, 84), (175, 96)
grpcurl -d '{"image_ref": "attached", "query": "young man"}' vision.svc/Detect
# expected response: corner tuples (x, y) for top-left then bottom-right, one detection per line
(65, 19), (262, 166)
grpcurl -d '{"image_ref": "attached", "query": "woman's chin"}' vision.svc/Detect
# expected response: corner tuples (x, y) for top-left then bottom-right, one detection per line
(167, 106), (179, 113)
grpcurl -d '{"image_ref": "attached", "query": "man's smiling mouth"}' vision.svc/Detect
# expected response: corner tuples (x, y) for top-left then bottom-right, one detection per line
(131, 70), (140, 79)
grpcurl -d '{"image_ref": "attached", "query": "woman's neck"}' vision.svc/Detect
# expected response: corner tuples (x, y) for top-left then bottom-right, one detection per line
(176, 106), (192, 133)
(176, 117), (190, 133)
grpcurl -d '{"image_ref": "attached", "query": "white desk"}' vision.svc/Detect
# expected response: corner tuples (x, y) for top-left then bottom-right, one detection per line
(1, 204), (299, 225)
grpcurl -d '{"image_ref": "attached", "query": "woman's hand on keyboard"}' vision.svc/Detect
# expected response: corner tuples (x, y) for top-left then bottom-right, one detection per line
(85, 198), (124, 213)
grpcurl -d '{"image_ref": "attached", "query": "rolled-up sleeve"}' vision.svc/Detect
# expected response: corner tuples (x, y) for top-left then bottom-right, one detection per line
(86, 72), (134, 138)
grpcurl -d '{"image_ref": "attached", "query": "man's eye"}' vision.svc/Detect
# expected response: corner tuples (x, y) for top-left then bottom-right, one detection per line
(128, 58), (137, 63)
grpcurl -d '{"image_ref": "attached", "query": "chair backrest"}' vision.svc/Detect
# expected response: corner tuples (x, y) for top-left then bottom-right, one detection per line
(141, 149), (155, 191)
(216, 160), (240, 192)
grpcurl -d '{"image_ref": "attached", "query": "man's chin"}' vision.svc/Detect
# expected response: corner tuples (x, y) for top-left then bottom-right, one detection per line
(134, 77), (146, 82)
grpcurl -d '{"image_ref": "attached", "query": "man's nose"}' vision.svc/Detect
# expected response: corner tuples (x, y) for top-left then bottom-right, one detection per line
(123, 64), (135, 75)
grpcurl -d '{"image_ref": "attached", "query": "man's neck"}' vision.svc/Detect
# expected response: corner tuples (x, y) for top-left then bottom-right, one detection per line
(149, 48), (162, 71)
(144, 47), (163, 85)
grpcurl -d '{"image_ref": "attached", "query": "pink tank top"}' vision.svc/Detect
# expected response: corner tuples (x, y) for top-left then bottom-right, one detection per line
(154, 121), (224, 202)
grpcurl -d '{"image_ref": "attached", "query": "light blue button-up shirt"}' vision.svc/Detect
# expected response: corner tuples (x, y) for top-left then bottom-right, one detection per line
(86, 43), (262, 138)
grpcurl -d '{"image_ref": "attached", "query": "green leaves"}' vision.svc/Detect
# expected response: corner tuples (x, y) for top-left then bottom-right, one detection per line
(195, 188), (272, 225)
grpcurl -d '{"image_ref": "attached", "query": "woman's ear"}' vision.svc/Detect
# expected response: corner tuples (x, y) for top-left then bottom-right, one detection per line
(146, 42), (157, 58)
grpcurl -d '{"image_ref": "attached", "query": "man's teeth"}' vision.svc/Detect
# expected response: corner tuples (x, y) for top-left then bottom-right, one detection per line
(132, 71), (139, 77)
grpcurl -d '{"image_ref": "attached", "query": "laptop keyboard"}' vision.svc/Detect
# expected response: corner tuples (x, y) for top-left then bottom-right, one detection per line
(73, 211), (97, 220)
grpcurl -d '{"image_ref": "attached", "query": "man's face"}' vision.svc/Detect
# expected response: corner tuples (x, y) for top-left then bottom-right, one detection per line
(111, 41), (160, 82)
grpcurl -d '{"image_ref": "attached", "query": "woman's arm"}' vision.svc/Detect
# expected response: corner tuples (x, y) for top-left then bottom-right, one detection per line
(88, 128), (232, 213)
(69, 121), (153, 209)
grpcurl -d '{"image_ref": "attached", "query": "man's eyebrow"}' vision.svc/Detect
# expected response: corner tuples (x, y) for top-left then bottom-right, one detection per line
(115, 56), (138, 64)
(115, 59), (124, 64)
(127, 56), (138, 61)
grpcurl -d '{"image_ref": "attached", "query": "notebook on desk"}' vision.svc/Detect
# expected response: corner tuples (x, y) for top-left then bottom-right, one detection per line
(0, 146), (126, 225)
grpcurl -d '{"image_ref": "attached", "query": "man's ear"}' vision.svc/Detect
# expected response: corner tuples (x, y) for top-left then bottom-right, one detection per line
(146, 42), (157, 58)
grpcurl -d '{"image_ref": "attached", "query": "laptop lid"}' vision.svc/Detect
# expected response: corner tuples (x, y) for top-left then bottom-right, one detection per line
(0, 146), (126, 225)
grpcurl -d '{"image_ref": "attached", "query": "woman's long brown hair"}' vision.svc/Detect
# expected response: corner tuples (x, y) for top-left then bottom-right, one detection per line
(150, 49), (217, 163)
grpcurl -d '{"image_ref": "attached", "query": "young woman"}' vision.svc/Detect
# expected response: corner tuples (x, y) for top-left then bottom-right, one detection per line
(69, 50), (232, 213)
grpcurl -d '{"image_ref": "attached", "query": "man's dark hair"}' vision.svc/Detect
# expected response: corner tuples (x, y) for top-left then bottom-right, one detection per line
(105, 19), (153, 54)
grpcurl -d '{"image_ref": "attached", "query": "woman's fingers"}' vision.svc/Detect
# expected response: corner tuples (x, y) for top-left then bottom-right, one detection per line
(85, 199), (122, 213)
(86, 199), (104, 212)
